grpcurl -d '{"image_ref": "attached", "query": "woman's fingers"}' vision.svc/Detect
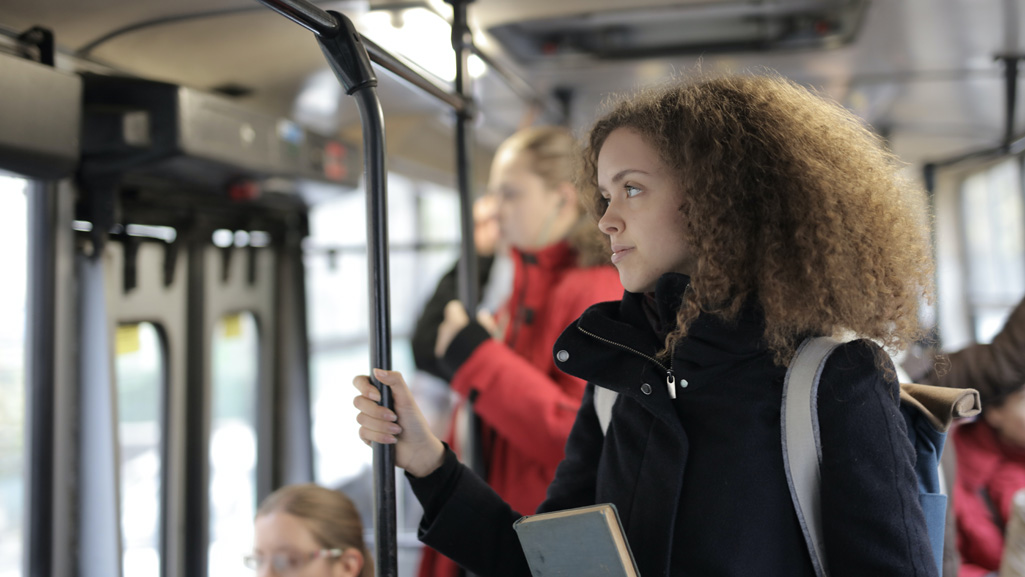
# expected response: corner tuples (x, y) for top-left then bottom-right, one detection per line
(435, 301), (470, 357)
(352, 368), (446, 476)
(355, 411), (399, 444)
(352, 374), (381, 402)
(352, 373), (400, 444)
(476, 309), (498, 336)
(372, 367), (408, 391)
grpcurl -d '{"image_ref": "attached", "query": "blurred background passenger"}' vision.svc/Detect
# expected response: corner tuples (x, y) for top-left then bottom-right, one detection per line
(922, 297), (1025, 403)
(412, 193), (512, 381)
(953, 384), (1025, 577)
(917, 297), (1025, 577)
(248, 484), (372, 577)
(415, 125), (623, 577)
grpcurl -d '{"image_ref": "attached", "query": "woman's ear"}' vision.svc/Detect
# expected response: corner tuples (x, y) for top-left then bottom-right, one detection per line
(556, 181), (579, 211)
(332, 547), (364, 577)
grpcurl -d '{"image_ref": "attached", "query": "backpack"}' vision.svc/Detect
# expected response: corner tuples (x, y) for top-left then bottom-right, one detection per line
(592, 336), (981, 577)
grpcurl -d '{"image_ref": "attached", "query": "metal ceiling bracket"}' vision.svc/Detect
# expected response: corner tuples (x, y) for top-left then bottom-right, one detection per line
(994, 53), (1023, 147)
(18, 25), (55, 66)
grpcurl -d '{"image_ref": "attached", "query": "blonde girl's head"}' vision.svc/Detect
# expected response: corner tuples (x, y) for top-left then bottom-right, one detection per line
(491, 125), (610, 266)
(254, 484), (372, 577)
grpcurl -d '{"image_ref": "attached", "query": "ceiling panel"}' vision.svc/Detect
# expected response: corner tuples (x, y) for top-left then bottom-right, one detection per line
(1, 0), (1023, 171)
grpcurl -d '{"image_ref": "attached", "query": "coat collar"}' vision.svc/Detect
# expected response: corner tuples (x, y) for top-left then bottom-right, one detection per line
(511, 240), (577, 271)
(554, 273), (773, 423)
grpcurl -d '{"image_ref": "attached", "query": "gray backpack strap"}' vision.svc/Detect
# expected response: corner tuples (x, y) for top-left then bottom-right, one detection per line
(782, 336), (843, 577)
(594, 386), (618, 435)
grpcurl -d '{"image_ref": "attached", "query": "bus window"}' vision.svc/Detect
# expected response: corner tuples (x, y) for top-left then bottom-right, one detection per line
(114, 322), (165, 576)
(307, 174), (454, 488)
(0, 173), (27, 577)
(307, 191), (369, 344)
(961, 157), (1025, 342)
(306, 174), (461, 573)
(208, 312), (258, 577)
(306, 186), (374, 488)
(418, 181), (461, 247)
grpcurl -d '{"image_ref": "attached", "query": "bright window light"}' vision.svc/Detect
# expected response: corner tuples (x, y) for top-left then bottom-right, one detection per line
(359, 8), (487, 83)
(294, 68), (343, 130)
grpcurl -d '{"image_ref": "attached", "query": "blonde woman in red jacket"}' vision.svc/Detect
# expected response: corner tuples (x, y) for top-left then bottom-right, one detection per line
(419, 126), (623, 577)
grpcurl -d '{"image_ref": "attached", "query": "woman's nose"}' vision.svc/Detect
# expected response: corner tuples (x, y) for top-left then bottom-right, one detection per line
(598, 203), (621, 235)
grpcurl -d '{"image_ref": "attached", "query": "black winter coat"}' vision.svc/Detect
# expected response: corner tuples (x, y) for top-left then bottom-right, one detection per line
(409, 273), (937, 577)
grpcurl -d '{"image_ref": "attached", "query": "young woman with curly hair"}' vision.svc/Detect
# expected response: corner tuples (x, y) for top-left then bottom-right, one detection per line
(352, 73), (938, 577)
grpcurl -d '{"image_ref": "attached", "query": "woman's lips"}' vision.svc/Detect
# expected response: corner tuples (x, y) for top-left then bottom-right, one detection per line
(610, 246), (633, 264)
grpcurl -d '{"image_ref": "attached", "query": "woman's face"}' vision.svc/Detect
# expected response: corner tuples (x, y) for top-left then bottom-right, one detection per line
(597, 127), (696, 293)
(985, 389), (1025, 450)
(488, 149), (567, 251)
(251, 512), (361, 577)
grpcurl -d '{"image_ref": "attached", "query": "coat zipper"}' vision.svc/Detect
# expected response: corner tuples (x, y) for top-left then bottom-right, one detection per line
(577, 326), (678, 399)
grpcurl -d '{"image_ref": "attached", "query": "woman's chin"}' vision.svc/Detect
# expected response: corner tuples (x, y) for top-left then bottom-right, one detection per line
(619, 273), (655, 294)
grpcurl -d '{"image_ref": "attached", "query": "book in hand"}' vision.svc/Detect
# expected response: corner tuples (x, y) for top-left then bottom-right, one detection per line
(512, 503), (640, 577)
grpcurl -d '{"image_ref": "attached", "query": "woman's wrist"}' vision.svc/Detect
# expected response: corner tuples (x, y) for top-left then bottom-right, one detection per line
(439, 321), (491, 379)
(406, 438), (446, 478)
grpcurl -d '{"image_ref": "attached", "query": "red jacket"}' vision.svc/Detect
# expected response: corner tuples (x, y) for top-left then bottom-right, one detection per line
(954, 420), (1025, 577)
(418, 241), (622, 577)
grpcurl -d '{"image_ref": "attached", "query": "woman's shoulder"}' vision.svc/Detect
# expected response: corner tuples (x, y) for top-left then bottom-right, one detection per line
(817, 338), (899, 404)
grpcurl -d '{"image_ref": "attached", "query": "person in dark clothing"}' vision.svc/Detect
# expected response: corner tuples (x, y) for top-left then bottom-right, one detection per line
(353, 73), (938, 576)
(410, 127), (623, 577)
(412, 192), (502, 380)
(412, 250), (495, 380)
(413, 192), (515, 382)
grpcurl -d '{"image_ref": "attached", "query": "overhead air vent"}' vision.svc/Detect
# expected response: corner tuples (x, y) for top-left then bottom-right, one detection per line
(488, 0), (868, 63)
(0, 52), (80, 178)
(79, 74), (361, 190)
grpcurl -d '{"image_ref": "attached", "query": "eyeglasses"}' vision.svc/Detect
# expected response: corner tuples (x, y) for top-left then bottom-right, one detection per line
(243, 549), (343, 573)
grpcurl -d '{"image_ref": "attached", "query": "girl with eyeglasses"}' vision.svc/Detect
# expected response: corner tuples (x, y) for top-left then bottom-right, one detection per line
(246, 484), (371, 577)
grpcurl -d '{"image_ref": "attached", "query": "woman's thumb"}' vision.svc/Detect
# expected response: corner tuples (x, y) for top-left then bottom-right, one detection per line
(371, 368), (412, 403)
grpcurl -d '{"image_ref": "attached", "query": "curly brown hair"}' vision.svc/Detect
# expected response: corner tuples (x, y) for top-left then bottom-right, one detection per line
(500, 126), (611, 267)
(580, 73), (934, 365)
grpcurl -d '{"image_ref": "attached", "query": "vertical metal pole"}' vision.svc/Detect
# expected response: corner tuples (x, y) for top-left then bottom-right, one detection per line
(447, 0), (487, 482)
(314, 9), (398, 574)
(451, 0), (479, 313)
(25, 182), (56, 577)
(999, 55), (1020, 146)
(183, 234), (210, 577)
(354, 85), (399, 577)
(999, 0), (1021, 146)
(251, 1), (396, 570)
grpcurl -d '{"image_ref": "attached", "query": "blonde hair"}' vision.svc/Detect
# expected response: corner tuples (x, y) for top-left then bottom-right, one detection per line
(498, 126), (611, 267)
(581, 73), (934, 365)
(257, 484), (373, 577)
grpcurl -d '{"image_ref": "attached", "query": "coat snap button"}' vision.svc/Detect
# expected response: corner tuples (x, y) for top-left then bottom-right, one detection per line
(556, 349), (570, 362)
(640, 383), (652, 395)
(680, 379), (689, 388)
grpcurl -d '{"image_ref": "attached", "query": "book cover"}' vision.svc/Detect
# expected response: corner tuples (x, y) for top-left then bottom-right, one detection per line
(512, 503), (640, 577)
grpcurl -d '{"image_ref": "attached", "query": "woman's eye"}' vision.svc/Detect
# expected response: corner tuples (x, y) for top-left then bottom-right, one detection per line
(625, 185), (642, 197)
